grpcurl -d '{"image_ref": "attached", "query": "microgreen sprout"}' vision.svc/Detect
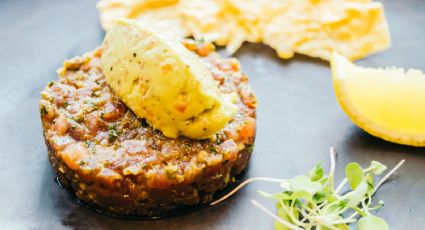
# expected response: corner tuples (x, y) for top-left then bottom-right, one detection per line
(212, 147), (405, 229)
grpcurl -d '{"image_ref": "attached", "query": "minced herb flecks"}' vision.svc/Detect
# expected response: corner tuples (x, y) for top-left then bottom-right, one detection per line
(139, 118), (149, 128)
(108, 125), (120, 142)
(40, 105), (48, 116)
(84, 141), (94, 148)
(75, 116), (84, 123)
(209, 146), (217, 153)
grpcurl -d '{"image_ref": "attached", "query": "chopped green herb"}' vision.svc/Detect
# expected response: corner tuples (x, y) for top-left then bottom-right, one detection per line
(40, 106), (48, 116)
(89, 102), (97, 108)
(182, 144), (191, 152)
(245, 145), (254, 153)
(79, 161), (85, 166)
(48, 81), (54, 87)
(196, 37), (205, 43)
(75, 116), (84, 123)
(209, 146), (217, 153)
(108, 125), (120, 142)
(84, 141), (93, 148)
(139, 118), (148, 128)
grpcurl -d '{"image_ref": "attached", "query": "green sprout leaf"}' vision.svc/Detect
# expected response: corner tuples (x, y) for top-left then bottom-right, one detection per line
(369, 161), (388, 175)
(312, 191), (327, 204)
(365, 173), (375, 195)
(274, 220), (291, 230)
(309, 162), (324, 181)
(289, 190), (313, 203)
(345, 181), (368, 208)
(345, 162), (364, 189)
(322, 200), (347, 215)
(279, 180), (291, 191)
(274, 207), (297, 230)
(290, 175), (322, 195)
(358, 216), (389, 230)
(258, 190), (291, 201)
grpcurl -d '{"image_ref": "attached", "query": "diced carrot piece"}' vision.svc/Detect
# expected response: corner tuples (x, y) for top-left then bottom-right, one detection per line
(239, 117), (256, 142)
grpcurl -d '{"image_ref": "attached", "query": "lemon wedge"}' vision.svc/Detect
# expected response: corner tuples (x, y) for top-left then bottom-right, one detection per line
(331, 52), (425, 146)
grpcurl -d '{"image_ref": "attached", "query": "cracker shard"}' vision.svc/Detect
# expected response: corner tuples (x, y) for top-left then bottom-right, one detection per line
(97, 0), (390, 61)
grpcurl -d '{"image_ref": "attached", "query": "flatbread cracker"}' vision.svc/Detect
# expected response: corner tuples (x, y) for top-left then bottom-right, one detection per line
(97, 0), (390, 61)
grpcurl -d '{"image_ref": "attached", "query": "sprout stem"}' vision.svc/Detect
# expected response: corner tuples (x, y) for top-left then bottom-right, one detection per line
(329, 218), (357, 224)
(335, 178), (347, 194)
(251, 199), (304, 230)
(348, 211), (359, 220)
(373, 159), (405, 194)
(210, 177), (286, 206)
(326, 147), (337, 191)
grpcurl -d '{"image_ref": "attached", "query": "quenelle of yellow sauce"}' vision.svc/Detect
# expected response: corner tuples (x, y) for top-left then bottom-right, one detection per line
(101, 19), (237, 139)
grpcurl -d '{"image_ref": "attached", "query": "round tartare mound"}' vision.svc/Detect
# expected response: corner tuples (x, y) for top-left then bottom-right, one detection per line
(40, 40), (257, 217)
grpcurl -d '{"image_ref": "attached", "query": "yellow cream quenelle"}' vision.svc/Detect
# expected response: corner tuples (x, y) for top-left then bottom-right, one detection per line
(101, 19), (237, 139)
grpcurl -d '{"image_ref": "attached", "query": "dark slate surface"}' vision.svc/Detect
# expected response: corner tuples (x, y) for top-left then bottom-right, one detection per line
(0, 0), (424, 229)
